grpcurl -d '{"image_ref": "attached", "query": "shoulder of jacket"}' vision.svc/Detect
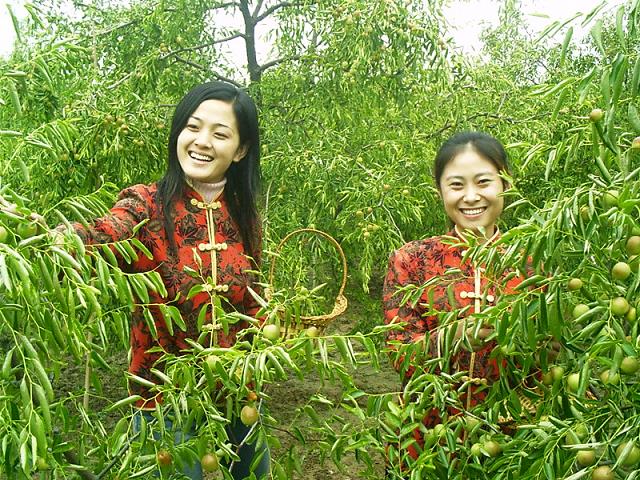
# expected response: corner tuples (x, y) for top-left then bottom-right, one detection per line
(119, 183), (156, 198)
(393, 236), (446, 256)
(117, 183), (161, 216)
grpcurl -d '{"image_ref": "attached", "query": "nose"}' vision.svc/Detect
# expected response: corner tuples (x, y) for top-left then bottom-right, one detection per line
(194, 131), (212, 148)
(463, 185), (480, 203)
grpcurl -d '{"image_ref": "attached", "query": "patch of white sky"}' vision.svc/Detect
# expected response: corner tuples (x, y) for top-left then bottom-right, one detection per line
(0, 0), (627, 66)
(442, 0), (624, 56)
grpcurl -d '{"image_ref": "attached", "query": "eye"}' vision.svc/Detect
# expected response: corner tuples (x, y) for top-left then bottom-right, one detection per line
(478, 178), (492, 185)
(185, 123), (199, 131)
(214, 132), (229, 139)
(449, 182), (463, 189)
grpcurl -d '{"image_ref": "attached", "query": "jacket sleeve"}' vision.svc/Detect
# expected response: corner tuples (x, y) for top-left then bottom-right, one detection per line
(383, 247), (442, 378)
(69, 185), (153, 246)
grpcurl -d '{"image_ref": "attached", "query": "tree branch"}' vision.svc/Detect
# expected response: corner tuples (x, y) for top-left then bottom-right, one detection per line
(211, 31), (246, 45)
(211, 1), (240, 9)
(251, 0), (264, 18)
(96, 431), (140, 479)
(158, 32), (245, 61)
(210, 72), (243, 87)
(173, 55), (209, 72)
(62, 450), (99, 480)
(107, 72), (134, 90)
(421, 111), (551, 142)
(172, 56), (242, 87)
(94, 20), (138, 37)
(256, 1), (298, 23)
(259, 54), (300, 72)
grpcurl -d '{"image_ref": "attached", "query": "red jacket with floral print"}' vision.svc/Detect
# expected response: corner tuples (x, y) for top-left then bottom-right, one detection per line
(72, 183), (261, 408)
(383, 231), (522, 458)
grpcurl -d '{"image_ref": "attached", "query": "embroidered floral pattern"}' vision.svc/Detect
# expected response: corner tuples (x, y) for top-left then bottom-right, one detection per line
(383, 232), (521, 458)
(73, 183), (260, 408)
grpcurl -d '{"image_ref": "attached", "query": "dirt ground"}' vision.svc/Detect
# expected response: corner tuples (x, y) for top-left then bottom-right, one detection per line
(265, 312), (399, 479)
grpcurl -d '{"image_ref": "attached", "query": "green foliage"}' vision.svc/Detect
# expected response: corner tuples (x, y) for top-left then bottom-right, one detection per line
(2, 0), (640, 477)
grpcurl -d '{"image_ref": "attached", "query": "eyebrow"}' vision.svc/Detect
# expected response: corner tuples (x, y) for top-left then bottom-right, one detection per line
(444, 172), (497, 181)
(189, 115), (232, 129)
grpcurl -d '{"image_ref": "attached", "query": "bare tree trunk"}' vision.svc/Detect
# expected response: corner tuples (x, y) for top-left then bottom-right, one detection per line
(239, 0), (261, 85)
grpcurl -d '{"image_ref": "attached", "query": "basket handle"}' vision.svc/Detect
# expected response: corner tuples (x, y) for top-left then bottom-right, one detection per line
(268, 228), (348, 301)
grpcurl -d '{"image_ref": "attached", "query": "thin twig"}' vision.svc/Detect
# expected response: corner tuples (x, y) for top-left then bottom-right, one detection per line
(172, 56), (209, 72)
(256, 1), (299, 22)
(61, 451), (99, 480)
(158, 32), (245, 61)
(251, 0), (264, 19)
(259, 55), (300, 72)
(267, 423), (325, 443)
(83, 331), (94, 411)
(107, 71), (134, 90)
(211, 1), (239, 9)
(94, 20), (138, 37)
(227, 399), (262, 472)
(95, 431), (140, 479)
(172, 56), (243, 87)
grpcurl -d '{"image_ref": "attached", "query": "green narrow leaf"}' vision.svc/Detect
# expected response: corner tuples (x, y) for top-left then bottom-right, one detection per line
(631, 54), (640, 98)
(266, 351), (286, 378)
(590, 19), (605, 55)
(159, 305), (174, 336)
(129, 275), (150, 304)
(167, 305), (186, 331)
(187, 284), (206, 300)
(535, 293), (548, 337)
(549, 292), (563, 340)
(629, 104), (640, 134)
(100, 244), (119, 266)
(577, 359), (590, 397)
(8, 79), (22, 118)
(106, 394), (143, 411)
(113, 242), (132, 264)
(559, 26), (573, 67)
(120, 240), (139, 262)
(615, 6), (625, 45)
(197, 303), (208, 331)
(143, 307), (158, 339)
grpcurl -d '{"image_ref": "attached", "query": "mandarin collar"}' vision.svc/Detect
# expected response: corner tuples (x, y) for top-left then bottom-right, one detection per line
(184, 181), (224, 204)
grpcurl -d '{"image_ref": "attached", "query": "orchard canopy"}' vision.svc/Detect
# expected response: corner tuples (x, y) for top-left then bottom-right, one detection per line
(1, 0), (640, 479)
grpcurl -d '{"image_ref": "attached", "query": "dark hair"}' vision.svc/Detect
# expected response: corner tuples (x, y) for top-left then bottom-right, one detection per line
(434, 131), (509, 188)
(158, 82), (261, 262)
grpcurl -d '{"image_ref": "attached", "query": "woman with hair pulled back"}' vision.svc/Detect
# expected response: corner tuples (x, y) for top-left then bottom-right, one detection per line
(383, 131), (523, 467)
(58, 81), (268, 479)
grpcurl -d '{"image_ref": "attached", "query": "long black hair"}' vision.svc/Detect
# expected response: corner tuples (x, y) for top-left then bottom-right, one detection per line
(434, 131), (510, 189)
(158, 82), (261, 262)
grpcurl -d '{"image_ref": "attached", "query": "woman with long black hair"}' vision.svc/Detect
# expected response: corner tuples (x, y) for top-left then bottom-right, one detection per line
(60, 81), (268, 479)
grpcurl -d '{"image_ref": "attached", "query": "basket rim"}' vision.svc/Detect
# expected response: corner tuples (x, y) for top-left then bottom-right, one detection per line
(268, 228), (348, 322)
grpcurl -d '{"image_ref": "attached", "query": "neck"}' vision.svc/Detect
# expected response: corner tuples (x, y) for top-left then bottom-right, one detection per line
(186, 176), (227, 203)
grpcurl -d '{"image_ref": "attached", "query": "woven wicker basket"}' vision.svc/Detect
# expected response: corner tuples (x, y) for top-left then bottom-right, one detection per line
(267, 228), (348, 337)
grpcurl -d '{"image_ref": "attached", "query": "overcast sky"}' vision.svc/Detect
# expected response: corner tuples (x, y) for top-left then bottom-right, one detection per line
(0, 0), (624, 60)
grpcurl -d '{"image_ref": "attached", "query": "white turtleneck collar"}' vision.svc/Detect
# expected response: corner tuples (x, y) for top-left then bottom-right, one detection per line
(186, 176), (227, 203)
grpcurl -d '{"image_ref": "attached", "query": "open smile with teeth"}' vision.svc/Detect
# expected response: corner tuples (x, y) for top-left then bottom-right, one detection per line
(190, 151), (214, 163)
(460, 207), (486, 216)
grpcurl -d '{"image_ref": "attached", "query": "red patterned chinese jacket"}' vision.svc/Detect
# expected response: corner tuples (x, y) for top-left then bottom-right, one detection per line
(72, 183), (261, 408)
(383, 229), (521, 459)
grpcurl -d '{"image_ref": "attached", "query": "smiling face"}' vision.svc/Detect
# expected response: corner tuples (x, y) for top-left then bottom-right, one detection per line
(439, 147), (505, 238)
(176, 99), (247, 184)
